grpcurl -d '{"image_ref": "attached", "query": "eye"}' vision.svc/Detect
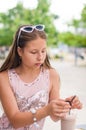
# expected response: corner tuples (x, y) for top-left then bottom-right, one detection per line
(31, 51), (37, 54)
(42, 50), (46, 53)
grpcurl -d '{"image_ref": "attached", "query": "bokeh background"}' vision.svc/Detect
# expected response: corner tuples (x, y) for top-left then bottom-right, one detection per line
(0, 0), (86, 129)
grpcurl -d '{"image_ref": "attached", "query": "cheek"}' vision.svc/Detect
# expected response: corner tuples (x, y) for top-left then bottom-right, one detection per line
(22, 54), (33, 63)
(44, 53), (47, 59)
(22, 57), (35, 66)
(27, 55), (37, 64)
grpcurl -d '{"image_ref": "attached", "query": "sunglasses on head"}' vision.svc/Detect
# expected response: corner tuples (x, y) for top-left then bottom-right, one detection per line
(17, 24), (45, 46)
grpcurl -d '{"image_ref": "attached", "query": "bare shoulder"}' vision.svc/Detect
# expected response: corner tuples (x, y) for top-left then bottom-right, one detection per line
(0, 70), (8, 85)
(49, 68), (60, 81)
(0, 70), (8, 78)
(49, 68), (60, 91)
(0, 70), (10, 100)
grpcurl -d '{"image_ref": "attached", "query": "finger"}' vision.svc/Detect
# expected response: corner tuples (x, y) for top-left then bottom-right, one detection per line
(54, 104), (70, 114)
(78, 103), (83, 109)
(56, 100), (70, 107)
(65, 96), (73, 101)
(72, 101), (83, 109)
(71, 96), (80, 106)
(55, 113), (67, 118)
(54, 108), (70, 114)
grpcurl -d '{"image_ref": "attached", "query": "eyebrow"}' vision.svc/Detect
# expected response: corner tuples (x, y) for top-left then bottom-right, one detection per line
(30, 48), (46, 51)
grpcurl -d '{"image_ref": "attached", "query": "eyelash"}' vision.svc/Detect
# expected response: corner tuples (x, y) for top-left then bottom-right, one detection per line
(31, 52), (37, 54)
(31, 50), (46, 54)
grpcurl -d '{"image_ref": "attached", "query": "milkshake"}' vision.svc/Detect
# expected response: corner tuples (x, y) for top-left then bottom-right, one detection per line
(61, 111), (76, 130)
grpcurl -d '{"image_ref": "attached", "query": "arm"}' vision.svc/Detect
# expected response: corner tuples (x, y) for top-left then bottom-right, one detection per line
(49, 69), (70, 121)
(0, 71), (49, 128)
(49, 68), (60, 102)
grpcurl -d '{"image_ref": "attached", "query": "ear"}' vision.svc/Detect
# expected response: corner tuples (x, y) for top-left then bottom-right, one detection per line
(17, 47), (22, 57)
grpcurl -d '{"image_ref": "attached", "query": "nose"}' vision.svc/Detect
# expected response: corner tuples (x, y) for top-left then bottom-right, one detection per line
(37, 52), (43, 61)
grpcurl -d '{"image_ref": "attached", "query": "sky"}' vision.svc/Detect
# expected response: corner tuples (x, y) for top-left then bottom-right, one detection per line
(0, 0), (86, 32)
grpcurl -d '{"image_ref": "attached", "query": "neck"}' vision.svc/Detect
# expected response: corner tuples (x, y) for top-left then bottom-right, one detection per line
(16, 64), (41, 75)
(15, 65), (41, 83)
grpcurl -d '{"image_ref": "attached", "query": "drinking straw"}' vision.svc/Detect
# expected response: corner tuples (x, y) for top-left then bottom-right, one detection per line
(66, 95), (76, 114)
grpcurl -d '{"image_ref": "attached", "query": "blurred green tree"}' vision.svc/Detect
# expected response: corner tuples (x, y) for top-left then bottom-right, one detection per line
(0, 0), (58, 46)
(58, 4), (86, 47)
(58, 32), (86, 47)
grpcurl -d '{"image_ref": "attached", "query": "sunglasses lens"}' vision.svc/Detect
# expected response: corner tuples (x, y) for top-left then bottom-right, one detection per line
(24, 27), (33, 32)
(21, 25), (45, 34)
(36, 25), (44, 30)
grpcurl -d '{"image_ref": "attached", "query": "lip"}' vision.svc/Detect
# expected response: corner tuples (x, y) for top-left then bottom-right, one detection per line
(35, 63), (42, 66)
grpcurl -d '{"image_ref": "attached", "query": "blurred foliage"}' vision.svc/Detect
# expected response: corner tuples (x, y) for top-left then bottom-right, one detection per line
(0, 0), (58, 46)
(0, 0), (86, 47)
(58, 32), (86, 47)
(58, 4), (86, 47)
(81, 5), (86, 27)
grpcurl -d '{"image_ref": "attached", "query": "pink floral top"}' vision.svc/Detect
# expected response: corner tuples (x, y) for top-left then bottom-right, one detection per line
(0, 68), (50, 130)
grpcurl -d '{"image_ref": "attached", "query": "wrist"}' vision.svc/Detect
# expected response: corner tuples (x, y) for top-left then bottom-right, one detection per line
(30, 105), (49, 122)
(30, 108), (39, 128)
(30, 108), (37, 121)
(44, 104), (51, 116)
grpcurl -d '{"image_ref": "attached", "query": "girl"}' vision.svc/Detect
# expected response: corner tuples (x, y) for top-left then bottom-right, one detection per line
(0, 24), (82, 130)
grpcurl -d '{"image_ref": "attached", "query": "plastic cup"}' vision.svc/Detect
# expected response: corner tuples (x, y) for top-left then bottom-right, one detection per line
(61, 110), (77, 130)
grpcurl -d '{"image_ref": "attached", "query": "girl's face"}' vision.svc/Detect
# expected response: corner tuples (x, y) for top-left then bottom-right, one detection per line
(18, 37), (47, 69)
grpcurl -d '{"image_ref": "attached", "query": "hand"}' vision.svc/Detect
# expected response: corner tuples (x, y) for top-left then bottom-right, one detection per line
(47, 99), (71, 119)
(65, 95), (83, 109)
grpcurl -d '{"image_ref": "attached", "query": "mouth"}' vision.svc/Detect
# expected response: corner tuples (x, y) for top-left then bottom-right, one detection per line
(35, 63), (42, 66)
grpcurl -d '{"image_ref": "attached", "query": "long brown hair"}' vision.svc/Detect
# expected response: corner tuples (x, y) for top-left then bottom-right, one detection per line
(0, 24), (52, 72)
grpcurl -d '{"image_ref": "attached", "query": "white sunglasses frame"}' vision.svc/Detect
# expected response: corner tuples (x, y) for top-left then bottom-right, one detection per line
(17, 24), (45, 46)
